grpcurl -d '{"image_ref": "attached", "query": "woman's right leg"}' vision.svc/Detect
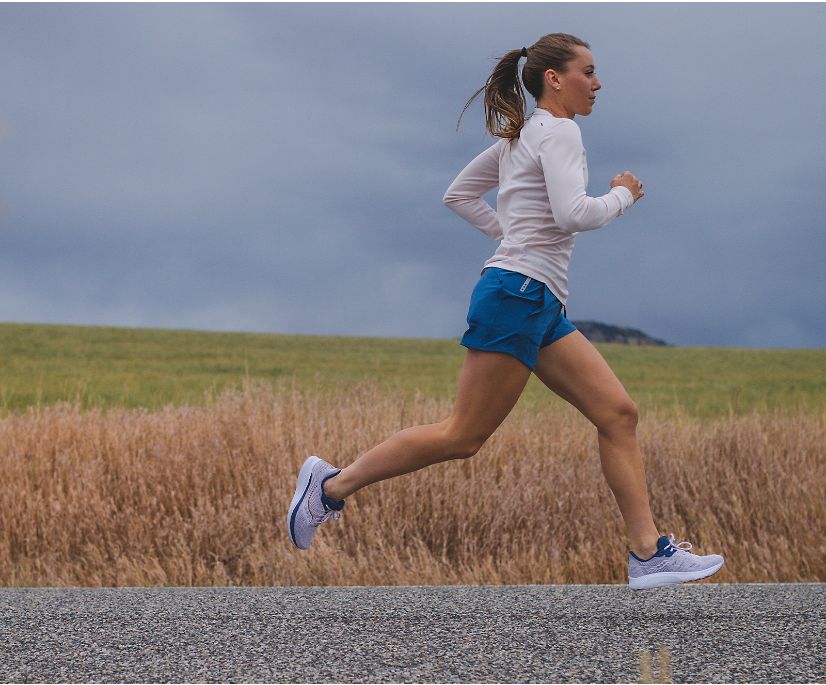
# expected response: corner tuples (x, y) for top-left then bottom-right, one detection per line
(321, 349), (532, 502)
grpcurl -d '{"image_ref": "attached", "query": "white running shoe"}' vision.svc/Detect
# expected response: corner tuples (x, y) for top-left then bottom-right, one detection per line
(628, 533), (724, 590)
(286, 455), (346, 550)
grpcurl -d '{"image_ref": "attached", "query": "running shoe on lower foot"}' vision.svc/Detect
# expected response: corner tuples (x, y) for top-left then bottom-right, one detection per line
(628, 533), (724, 590)
(287, 455), (346, 550)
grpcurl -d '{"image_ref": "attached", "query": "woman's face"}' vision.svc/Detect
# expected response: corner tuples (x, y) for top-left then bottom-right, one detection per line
(541, 46), (602, 118)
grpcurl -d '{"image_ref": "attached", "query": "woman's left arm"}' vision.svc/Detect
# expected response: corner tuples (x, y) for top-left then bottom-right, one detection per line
(539, 119), (634, 234)
(442, 140), (504, 241)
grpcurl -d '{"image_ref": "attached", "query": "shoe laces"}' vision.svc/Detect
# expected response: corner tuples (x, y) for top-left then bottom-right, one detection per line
(313, 507), (341, 527)
(666, 532), (693, 553)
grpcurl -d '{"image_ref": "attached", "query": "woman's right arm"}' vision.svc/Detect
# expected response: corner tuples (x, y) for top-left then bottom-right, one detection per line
(538, 119), (635, 234)
(442, 140), (505, 241)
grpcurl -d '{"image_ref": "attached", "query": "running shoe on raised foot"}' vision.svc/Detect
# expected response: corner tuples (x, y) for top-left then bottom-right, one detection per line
(628, 533), (724, 590)
(287, 455), (346, 550)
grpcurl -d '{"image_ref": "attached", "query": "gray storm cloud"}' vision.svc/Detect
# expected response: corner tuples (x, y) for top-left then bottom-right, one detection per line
(0, 2), (824, 347)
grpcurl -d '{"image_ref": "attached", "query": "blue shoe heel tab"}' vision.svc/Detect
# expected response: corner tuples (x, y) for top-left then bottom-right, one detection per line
(630, 535), (673, 563)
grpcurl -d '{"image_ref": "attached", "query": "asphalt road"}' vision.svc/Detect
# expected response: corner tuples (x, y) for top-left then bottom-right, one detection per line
(1, 583), (822, 683)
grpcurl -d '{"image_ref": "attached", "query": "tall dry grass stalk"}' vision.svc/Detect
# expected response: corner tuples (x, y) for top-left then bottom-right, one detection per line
(1, 380), (823, 587)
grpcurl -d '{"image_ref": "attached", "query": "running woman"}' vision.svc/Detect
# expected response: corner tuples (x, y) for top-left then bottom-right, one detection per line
(288, 33), (724, 590)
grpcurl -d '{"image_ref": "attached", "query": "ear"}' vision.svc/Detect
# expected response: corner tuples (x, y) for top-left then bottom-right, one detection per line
(544, 68), (561, 90)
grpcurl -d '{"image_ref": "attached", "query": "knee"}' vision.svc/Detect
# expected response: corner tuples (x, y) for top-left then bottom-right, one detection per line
(454, 439), (486, 460)
(598, 399), (639, 435)
(441, 420), (488, 460)
(451, 432), (487, 459)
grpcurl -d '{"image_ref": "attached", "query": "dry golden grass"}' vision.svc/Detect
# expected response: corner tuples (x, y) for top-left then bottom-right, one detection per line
(1, 380), (823, 587)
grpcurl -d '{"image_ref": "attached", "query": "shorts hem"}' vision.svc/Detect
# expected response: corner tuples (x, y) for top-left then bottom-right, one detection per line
(539, 324), (577, 349)
(458, 339), (535, 372)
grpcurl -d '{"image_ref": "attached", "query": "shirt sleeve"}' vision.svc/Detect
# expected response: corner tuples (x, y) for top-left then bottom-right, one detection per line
(538, 119), (634, 234)
(442, 139), (504, 241)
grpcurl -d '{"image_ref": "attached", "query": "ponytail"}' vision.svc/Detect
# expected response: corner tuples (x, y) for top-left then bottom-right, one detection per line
(456, 47), (526, 143)
(456, 33), (589, 142)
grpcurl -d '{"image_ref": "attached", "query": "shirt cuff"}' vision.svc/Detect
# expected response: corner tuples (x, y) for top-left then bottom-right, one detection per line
(611, 186), (634, 214)
(611, 185), (635, 213)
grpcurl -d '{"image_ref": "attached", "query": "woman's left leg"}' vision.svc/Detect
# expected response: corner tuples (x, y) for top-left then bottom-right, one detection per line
(532, 330), (660, 560)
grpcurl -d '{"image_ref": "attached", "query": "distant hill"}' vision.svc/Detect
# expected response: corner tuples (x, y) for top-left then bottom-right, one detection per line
(571, 320), (671, 346)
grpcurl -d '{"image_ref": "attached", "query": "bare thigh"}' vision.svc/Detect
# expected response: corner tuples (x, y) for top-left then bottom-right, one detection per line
(446, 348), (533, 449)
(533, 330), (637, 430)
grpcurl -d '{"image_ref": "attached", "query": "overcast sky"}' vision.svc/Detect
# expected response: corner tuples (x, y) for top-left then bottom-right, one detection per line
(1, 2), (824, 348)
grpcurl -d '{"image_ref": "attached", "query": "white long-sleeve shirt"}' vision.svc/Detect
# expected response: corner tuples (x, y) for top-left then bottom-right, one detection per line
(443, 107), (634, 305)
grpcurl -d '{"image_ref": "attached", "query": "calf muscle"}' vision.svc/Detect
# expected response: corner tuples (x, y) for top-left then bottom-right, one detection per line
(322, 349), (531, 501)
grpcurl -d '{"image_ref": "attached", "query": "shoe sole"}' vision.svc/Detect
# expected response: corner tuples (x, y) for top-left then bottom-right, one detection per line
(629, 559), (725, 590)
(287, 455), (321, 549)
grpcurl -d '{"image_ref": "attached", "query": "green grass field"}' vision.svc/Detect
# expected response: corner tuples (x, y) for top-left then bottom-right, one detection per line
(1, 322), (824, 419)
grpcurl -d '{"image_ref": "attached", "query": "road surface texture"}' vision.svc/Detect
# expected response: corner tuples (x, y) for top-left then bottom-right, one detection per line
(1, 583), (822, 683)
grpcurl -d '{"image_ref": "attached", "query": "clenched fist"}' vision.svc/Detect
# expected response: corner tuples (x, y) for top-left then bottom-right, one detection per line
(610, 171), (645, 203)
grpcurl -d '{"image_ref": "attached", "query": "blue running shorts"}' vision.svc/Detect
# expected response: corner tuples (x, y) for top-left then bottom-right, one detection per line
(459, 267), (577, 371)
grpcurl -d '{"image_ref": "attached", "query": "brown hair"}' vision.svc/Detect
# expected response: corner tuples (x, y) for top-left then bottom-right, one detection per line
(456, 33), (590, 142)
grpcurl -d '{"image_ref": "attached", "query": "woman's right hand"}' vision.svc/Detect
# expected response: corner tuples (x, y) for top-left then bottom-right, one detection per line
(610, 171), (645, 203)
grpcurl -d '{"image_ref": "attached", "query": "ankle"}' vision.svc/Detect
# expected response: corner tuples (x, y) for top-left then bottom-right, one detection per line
(322, 473), (347, 502)
(629, 533), (660, 560)
(631, 544), (658, 560)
